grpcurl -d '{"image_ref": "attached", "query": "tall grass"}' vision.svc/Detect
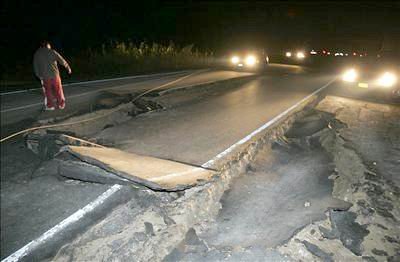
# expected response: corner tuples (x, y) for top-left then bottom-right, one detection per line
(70, 41), (214, 80)
(1, 41), (215, 90)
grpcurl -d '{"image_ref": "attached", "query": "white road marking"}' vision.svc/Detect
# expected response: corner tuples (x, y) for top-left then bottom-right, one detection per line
(148, 167), (206, 182)
(200, 77), (336, 168)
(1, 103), (41, 113)
(0, 70), (192, 96)
(2, 77), (336, 262)
(62, 70), (191, 87)
(2, 185), (122, 262)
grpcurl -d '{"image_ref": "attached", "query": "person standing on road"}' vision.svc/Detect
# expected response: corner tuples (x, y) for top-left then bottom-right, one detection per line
(33, 41), (72, 110)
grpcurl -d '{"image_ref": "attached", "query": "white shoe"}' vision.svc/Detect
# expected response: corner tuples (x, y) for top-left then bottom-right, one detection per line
(59, 105), (65, 110)
(45, 107), (55, 111)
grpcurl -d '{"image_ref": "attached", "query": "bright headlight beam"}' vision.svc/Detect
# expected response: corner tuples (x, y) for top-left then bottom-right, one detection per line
(296, 52), (305, 59)
(342, 69), (358, 82)
(378, 72), (397, 87)
(286, 52), (292, 57)
(245, 55), (256, 66)
(231, 56), (240, 64)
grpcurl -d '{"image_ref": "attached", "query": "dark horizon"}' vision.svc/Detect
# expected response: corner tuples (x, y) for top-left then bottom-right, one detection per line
(2, 1), (400, 66)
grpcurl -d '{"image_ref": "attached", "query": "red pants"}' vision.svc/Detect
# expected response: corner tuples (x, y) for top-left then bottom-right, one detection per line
(41, 75), (65, 109)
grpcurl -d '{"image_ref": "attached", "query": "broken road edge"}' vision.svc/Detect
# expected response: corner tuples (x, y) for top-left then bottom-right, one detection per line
(5, 82), (329, 262)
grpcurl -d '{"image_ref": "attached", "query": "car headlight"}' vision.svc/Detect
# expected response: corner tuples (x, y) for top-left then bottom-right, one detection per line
(286, 52), (292, 57)
(342, 69), (358, 82)
(231, 56), (240, 64)
(245, 55), (257, 66)
(377, 72), (397, 87)
(296, 52), (305, 59)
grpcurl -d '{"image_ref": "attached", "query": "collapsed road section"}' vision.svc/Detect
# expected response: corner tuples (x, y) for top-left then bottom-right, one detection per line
(1, 70), (335, 261)
(15, 80), (328, 262)
(166, 96), (400, 261)
(8, 83), (399, 262)
(278, 96), (400, 261)
(52, 96), (400, 261)
(2, 74), (262, 261)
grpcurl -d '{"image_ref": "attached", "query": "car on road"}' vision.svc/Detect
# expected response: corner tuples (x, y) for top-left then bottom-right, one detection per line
(340, 51), (400, 101)
(284, 50), (307, 64)
(229, 50), (269, 71)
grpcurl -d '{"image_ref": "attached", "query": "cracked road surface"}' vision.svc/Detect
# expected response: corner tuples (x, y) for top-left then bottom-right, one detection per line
(1, 64), (334, 260)
(164, 113), (351, 262)
(95, 70), (333, 166)
(165, 96), (400, 262)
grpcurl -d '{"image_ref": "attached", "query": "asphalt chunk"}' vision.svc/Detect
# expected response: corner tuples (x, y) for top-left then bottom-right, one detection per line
(371, 248), (389, 257)
(302, 240), (334, 262)
(328, 210), (369, 256)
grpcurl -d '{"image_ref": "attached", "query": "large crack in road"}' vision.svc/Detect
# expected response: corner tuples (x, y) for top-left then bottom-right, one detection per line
(164, 96), (400, 262)
(2, 71), (398, 261)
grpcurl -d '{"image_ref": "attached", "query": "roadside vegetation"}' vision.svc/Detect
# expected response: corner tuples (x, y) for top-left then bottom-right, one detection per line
(1, 41), (216, 92)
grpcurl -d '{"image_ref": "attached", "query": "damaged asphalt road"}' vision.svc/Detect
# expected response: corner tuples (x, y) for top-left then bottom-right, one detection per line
(279, 96), (400, 262)
(1, 65), (399, 262)
(1, 66), (324, 258)
(164, 108), (353, 262)
(164, 97), (400, 262)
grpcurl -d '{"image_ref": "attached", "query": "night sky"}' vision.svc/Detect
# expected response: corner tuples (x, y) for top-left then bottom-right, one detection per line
(1, 1), (400, 68)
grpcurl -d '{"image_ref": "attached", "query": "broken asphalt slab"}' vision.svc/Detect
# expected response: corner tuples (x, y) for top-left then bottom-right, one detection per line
(321, 210), (370, 256)
(57, 145), (216, 191)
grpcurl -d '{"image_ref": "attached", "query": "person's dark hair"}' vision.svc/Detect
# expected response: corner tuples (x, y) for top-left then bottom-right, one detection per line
(40, 40), (50, 47)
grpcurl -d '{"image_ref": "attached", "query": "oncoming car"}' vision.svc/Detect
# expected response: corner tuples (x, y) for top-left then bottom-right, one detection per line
(341, 51), (400, 100)
(284, 50), (307, 64)
(285, 51), (306, 60)
(229, 50), (269, 71)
